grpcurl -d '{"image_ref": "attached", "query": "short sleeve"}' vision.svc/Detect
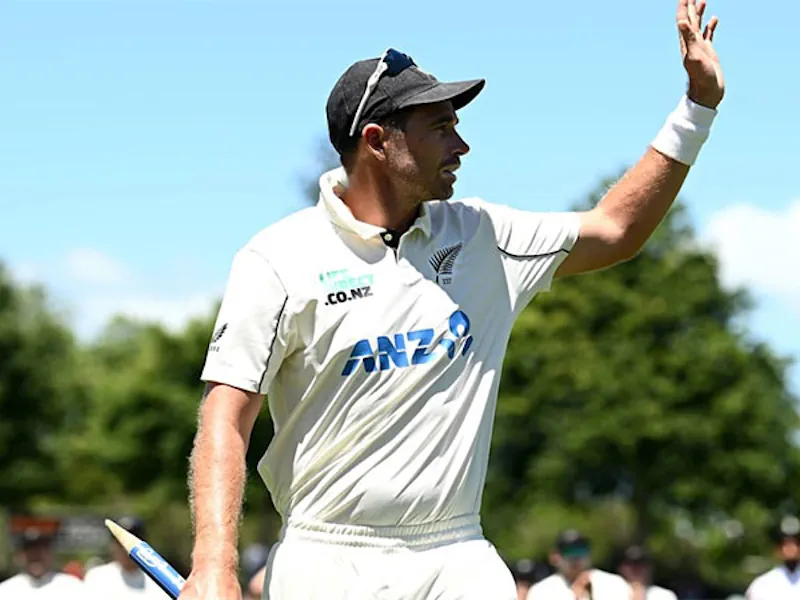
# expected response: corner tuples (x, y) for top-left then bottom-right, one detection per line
(200, 247), (290, 395)
(475, 200), (580, 306)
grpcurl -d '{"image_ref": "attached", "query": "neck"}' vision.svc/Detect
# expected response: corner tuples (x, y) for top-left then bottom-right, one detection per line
(342, 167), (421, 235)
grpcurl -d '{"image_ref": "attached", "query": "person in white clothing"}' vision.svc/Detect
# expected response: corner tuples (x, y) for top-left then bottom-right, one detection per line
(179, 1), (726, 598)
(745, 515), (800, 599)
(510, 558), (540, 600)
(241, 543), (270, 600)
(618, 545), (678, 600)
(0, 527), (84, 599)
(528, 530), (631, 600)
(83, 516), (170, 600)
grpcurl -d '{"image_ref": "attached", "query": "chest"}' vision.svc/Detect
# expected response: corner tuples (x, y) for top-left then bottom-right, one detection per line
(286, 229), (512, 373)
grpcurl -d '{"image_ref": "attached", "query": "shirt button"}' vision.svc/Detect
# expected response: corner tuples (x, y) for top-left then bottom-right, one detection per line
(383, 233), (393, 242)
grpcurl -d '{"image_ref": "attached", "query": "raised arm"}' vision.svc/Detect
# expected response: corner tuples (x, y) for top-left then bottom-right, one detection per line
(181, 384), (263, 600)
(556, 0), (724, 278)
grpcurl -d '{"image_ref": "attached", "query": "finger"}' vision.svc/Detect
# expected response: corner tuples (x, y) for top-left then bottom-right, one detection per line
(677, 0), (689, 26)
(696, 0), (707, 30)
(704, 15), (719, 42)
(687, 0), (699, 29)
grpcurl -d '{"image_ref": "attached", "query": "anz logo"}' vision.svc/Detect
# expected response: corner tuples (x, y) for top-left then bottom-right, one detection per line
(341, 310), (474, 376)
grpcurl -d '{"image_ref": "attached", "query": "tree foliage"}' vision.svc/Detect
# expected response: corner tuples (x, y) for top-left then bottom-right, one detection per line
(0, 266), (82, 509)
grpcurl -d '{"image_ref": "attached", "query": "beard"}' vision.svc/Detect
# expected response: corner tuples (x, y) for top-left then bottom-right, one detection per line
(784, 559), (799, 572)
(386, 149), (457, 203)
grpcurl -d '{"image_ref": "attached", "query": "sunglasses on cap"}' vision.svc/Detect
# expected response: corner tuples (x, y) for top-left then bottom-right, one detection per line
(348, 48), (417, 137)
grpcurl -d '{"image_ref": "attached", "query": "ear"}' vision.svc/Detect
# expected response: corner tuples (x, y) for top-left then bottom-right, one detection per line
(362, 123), (388, 162)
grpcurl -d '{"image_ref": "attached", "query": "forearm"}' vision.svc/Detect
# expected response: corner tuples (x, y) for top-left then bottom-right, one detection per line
(595, 147), (689, 255)
(188, 388), (251, 572)
(596, 95), (717, 257)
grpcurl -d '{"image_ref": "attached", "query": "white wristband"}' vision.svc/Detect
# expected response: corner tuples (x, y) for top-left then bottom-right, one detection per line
(651, 95), (717, 166)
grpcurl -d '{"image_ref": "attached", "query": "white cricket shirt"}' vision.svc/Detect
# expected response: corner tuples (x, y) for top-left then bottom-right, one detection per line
(527, 570), (631, 600)
(643, 584), (678, 600)
(83, 562), (170, 600)
(746, 565), (800, 599)
(0, 572), (84, 599)
(201, 167), (579, 529)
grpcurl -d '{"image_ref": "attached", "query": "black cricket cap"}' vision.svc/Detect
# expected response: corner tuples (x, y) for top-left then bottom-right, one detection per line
(326, 48), (485, 155)
(621, 544), (651, 565)
(555, 529), (591, 558)
(117, 515), (146, 538)
(510, 558), (538, 583)
(19, 526), (55, 549)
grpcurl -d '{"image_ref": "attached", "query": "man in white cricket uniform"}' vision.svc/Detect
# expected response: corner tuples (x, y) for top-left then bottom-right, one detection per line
(745, 515), (800, 599)
(528, 530), (631, 600)
(182, 2), (725, 599)
(203, 157), (578, 599)
(0, 527), (84, 599)
(618, 545), (678, 600)
(83, 516), (170, 600)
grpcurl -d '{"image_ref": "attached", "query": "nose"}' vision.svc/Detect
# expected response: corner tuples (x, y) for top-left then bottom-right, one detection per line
(453, 131), (470, 156)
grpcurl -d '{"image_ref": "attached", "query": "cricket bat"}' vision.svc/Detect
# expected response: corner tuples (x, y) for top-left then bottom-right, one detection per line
(105, 519), (186, 599)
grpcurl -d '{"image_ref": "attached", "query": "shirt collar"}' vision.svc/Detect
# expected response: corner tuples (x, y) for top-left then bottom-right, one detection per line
(780, 564), (800, 582)
(317, 167), (433, 241)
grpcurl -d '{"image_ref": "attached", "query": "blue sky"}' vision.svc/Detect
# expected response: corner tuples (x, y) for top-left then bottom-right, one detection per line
(1, 0), (798, 394)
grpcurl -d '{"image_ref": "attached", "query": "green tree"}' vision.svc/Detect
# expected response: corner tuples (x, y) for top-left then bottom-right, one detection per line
(0, 264), (82, 509)
(58, 311), (281, 562)
(484, 177), (800, 589)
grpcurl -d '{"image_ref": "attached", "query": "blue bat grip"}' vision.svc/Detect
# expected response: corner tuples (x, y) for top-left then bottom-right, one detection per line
(130, 541), (186, 599)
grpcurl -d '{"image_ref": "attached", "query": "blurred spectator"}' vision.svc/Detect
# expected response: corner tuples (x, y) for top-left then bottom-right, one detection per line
(245, 564), (266, 600)
(527, 529), (630, 599)
(83, 516), (169, 599)
(510, 558), (538, 600)
(617, 544), (677, 600)
(0, 526), (84, 597)
(744, 514), (800, 599)
(241, 543), (270, 600)
(62, 560), (85, 580)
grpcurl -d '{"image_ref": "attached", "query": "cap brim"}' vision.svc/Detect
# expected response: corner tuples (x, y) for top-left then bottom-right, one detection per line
(398, 79), (485, 112)
(559, 545), (591, 559)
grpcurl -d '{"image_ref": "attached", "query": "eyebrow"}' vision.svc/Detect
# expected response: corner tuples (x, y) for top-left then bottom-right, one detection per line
(429, 114), (458, 128)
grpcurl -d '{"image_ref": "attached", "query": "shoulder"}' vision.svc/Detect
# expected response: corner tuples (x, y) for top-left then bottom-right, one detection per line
(0, 573), (25, 590)
(593, 569), (630, 588)
(84, 562), (114, 581)
(437, 196), (493, 220)
(746, 568), (778, 594)
(648, 585), (679, 600)
(52, 572), (84, 589)
(530, 573), (563, 591)
(242, 206), (325, 259)
(427, 197), (496, 242)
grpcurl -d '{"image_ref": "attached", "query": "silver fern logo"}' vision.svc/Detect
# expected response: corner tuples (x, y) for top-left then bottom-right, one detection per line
(429, 243), (462, 285)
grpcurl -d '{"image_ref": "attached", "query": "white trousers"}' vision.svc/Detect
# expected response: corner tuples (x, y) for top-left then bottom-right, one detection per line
(263, 515), (516, 600)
